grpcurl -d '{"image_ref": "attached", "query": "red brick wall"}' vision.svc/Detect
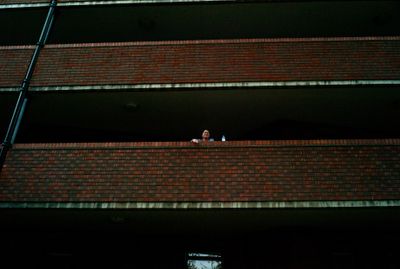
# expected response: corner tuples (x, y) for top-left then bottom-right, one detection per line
(2, 38), (399, 89)
(0, 46), (34, 88)
(29, 37), (400, 87)
(1, 139), (399, 203)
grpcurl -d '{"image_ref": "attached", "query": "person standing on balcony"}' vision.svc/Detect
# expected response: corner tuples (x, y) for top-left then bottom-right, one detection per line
(191, 129), (214, 144)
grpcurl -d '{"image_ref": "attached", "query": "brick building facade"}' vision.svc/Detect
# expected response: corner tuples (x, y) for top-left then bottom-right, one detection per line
(1, 0), (400, 268)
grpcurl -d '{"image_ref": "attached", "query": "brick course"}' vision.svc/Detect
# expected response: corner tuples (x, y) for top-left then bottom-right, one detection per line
(0, 46), (34, 88)
(2, 38), (399, 89)
(29, 37), (400, 87)
(1, 139), (399, 203)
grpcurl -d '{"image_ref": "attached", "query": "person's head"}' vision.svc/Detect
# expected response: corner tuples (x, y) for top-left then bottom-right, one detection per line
(202, 129), (210, 140)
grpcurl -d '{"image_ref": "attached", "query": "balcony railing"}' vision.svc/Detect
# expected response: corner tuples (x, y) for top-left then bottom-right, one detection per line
(1, 139), (400, 206)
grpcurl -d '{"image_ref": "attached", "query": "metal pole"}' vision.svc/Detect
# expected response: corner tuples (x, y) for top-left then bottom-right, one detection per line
(0, 0), (57, 171)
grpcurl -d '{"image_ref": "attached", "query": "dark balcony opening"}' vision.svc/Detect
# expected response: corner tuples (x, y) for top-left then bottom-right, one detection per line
(47, 1), (400, 44)
(3, 86), (399, 143)
(0, 8), (48, 46)
(1, 208), (400, 269)
(0, 92), (19, 142)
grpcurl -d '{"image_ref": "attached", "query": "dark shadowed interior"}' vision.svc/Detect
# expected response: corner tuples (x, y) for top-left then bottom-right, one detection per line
(0, 86), (399, 143)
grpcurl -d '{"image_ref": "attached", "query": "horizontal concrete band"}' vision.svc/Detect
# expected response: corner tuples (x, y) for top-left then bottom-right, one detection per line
(0, 3), (48, 9)
(2, 80), (400, 92)
(1, 0), (234, 9)
(1, 200), (400, 209)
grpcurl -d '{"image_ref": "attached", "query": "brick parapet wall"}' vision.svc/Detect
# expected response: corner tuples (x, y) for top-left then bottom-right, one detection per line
(1, 139), (400, 203)
(31, 37), (400, 87)
(0, 46), (34, 88)
(1, 37), (399, 89)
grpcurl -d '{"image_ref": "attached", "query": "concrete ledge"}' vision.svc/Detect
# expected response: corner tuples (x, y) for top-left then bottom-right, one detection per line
(10, 139), (400, 150)
(1, 200), (400, 209)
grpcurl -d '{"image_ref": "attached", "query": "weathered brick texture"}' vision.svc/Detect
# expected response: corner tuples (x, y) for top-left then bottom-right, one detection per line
(1, 139), (399, 203)
(29, 38), (400, 87)
(0, 46), (35, 88)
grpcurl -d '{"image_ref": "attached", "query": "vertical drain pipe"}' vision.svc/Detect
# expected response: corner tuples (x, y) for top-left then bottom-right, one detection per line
(0, 0), (57, 172)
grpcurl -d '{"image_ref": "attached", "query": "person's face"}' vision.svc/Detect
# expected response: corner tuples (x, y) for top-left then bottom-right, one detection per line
(202, 130), (210, 140)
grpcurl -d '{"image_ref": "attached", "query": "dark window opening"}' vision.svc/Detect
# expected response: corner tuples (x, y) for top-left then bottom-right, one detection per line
(331, 252), (355, 269)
